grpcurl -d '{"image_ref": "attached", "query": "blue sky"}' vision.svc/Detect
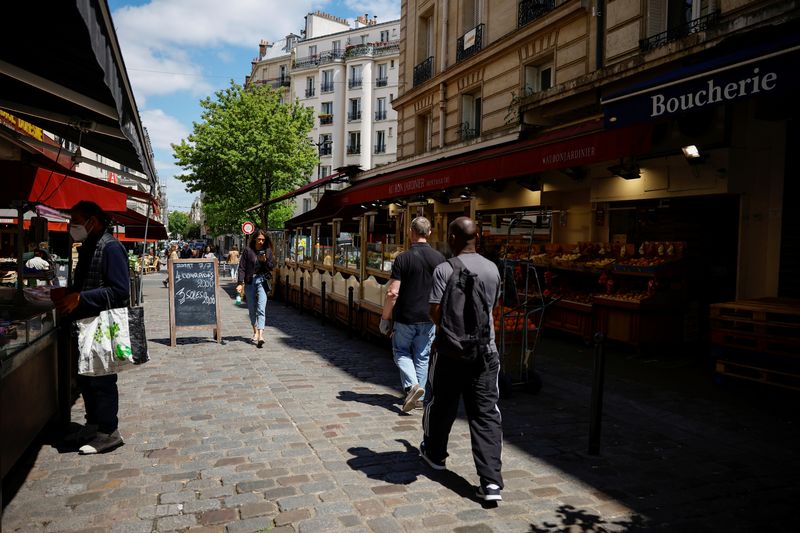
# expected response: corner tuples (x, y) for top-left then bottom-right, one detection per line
(108, 0), (400, 212)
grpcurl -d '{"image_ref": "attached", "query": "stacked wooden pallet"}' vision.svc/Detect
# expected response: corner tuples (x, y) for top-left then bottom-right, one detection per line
(710, 298), (800, 390)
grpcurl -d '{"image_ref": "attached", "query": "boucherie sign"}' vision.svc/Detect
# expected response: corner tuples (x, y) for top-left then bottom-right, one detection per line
(602, 46), (798, 127)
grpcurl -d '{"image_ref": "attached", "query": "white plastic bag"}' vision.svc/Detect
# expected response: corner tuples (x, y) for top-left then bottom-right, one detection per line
(77, 307), (134, 376)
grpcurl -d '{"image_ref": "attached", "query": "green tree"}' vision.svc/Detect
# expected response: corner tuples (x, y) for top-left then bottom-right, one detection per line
(184, 222), (202, 239)
(173, 81), (317, 230)
(167, 210), (189, 238)
(202, 194), (296, 237)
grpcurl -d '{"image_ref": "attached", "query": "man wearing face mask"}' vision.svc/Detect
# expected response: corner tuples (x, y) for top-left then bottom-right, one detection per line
(52, 201), (129, 454)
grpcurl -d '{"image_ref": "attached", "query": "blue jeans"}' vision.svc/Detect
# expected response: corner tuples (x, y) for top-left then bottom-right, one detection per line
(229, 264), (239, 281)
(392, 322), (435, 400)
(245, 275), (268, 329)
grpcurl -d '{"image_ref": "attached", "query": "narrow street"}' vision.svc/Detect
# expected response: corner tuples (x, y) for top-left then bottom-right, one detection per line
(2, 275), (797, 532)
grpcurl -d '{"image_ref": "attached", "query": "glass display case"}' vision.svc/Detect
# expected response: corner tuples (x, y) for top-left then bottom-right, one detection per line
(336, 231), (360, 271)
(0, 287), (56, 361)
(290, 228), (312, 265)
(364, 208), (402, 275)
(313, 224), (334, 267)
(365, 241), (403, 274)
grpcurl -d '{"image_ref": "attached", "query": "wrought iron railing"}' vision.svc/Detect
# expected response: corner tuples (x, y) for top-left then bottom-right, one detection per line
(279, 77), (290, 87)
(346, 144), (361, 155)
(640, 11), (721, 51)
(348, 78), (363, 89)
(518, 0), (557, 28)
(345, 41), (401, 59)
(319, 145), (332, 156)
(321, 82), (334, 93)
(305, 88), (316, 98)
(376, 77), (388, 87)
(319, 49), (345, 65)
(293, 55), (319, 69)
(375, 110), (387, 121)
(458, 122), (479, 141)
(347, 111), (362, 121)
(374, 144), (386, 154)
(456, 23), (485, 63)
(413, 56), (434, 87)
(319, 115), (333, 125)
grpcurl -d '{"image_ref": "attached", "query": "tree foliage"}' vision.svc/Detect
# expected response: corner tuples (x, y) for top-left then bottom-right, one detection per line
(184, 222), (202, 239)
(173, 81), (317, 231)
(167, 210), (189, 238)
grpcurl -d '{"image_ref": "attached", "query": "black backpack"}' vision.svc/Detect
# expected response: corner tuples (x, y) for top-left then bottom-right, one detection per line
(435, 256), (493, 362)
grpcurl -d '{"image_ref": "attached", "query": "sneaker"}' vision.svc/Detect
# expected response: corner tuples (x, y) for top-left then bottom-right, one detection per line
(476, 483), (502, 502)
(402, 384), (424, 413)
(419, 441), (446, 471)
(414, 400), (424, 410)
(79, 430), (124, 455)
(63, 424), (98, 445)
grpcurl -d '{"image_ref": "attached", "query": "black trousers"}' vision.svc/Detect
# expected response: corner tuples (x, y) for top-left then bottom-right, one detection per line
(423, 349), (504, 488)
(77, 373), (119, 434)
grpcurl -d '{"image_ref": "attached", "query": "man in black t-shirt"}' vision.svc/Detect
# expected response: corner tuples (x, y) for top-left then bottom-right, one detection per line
(380, 217), (446, 412)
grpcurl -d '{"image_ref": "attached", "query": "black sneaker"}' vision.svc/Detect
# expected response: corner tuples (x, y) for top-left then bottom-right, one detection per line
(419, 441), (446, 471)
(79, 430), (124, 455)
(476, 483), (502, 502)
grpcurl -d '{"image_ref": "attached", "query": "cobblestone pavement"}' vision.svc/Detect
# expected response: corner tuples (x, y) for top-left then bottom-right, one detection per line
(2, 276), (797, 532)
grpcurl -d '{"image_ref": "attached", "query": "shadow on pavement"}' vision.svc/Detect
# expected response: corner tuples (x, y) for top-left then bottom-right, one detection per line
(337, 390), (405, 415)
(346, 439), (484, 504)
(528, 505), (650, 532)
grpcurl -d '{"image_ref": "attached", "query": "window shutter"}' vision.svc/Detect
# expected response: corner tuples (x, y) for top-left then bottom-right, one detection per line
(647, 0), (667, 37)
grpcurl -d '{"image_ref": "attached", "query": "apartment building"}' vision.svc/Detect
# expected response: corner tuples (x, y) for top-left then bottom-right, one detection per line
(247, 12), (401, 216)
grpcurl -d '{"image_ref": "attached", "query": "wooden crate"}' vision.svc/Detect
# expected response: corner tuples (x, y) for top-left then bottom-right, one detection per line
(715, 360), (800, 391)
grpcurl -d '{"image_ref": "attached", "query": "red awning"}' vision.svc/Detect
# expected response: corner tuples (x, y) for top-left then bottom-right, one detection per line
(2, 161), (128, 211)
(247, 171), (347, 212)
(332, 121), (652, 207)
(108, 209), (168, 240)
(114, 234), (160, 243)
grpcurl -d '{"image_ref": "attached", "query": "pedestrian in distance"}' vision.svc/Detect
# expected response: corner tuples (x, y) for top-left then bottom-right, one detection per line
(203, 245), (215, 259)
(227, 245), (240, 281)
(380, 216), (445, 412)
(420, 216), (504, 502)
(179, 243), (192, 259)
(52, 201), (129, 455)
(236, 230), (274, 348)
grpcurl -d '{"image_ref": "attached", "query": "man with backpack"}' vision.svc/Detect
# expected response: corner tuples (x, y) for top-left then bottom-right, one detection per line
(380, 217), (446, 412)
(420, 216), (504, 502)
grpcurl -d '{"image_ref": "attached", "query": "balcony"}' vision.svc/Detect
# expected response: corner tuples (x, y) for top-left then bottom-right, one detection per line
(349, 78), (363, 89)
(413, 56), (434, 87)
(321, 82), (334, 93)
(305, 87), (316, 98)
(347, 111), (362, 122)
(293, 55), (320, 69)
(319, 49), (345, 65)
(278, 77), (290, 87)
(458, 122), (480, 141)
(345, 41), (400, 59)
(518, 0), (558, 28)
(640, 11), (721, 51)
(456, 24), (485, 63)
(319, 144), (332, 156)
(346, 145), (361, 155)
(319, 114), (333, 126)
(376, 77), (388, 87)
(375, 110), (387, 121)
(374, 144), (386, 154)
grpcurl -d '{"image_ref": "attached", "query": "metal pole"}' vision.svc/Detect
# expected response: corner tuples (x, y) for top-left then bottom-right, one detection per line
(347, 285), (354, 338)
(320, 280), (326, 326)
(285, 274), (290, 307)
(588, 332), (606, 455)
(299, 276), (304, 314)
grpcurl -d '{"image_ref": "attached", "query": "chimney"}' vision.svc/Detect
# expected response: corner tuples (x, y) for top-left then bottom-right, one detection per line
(258, 39), (268, 58)
(245, 75), (251, 86)
(372, 15), (377, 25)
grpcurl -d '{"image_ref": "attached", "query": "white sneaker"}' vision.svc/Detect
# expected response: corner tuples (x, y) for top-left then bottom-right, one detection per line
(402, 384), (424, 413)
(79, 430), (124, 455)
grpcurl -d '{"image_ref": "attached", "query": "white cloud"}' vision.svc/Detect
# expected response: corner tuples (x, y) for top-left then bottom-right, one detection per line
(141, 109), (190, 152)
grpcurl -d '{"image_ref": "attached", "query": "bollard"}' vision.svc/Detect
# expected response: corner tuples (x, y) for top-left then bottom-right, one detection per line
(347, 286), (354, 339)
(588, 332), (606, 455)
(285, 275), (290, 307)
(299, 277), (304, 314)
(320, 281), (326, 326)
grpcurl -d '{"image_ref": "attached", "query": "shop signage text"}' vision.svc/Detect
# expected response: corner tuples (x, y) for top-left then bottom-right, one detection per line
(651, 68), (777, 117)
(542, 146), (597, 166)
(0, 109), (43, 141)
(387, 175), (451, 196)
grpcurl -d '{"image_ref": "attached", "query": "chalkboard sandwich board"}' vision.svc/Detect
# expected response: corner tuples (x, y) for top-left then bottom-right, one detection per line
(168, 258), (222, 346)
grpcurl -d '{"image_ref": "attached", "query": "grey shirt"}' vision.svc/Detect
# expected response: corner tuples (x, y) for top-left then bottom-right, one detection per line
(429, 252), (501, 351)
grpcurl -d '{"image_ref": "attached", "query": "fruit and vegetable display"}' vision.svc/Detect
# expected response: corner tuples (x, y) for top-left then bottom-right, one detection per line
(493, 306), (537, 332)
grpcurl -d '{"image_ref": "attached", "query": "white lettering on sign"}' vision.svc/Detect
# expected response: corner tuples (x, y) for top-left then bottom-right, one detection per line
(651, 68), (777, 117)
(388, 175), (451, 195)
(541, 146), (596, 166)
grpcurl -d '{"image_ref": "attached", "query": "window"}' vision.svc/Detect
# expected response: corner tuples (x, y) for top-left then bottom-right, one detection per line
(279, 65), (287, 79)
(380, 30), (390, 42)
(415, 113), (431, 154)
(524, 63), (553, 94)
(309, 45), (317, 57)
(376, 63), (388, 86)
(460, 93), (481, 140)
(321, 70), (334, 92)
(375, 130), (386, 153)
(418, 13), (434, 62)
(302, 198), (311, 213)
(348, 131), (361, 154)
(390, 59), (395, 68)
(376, 97), (387, 120)
(647, 0), (705, 37)
(462, 0), (479, 31)
(320, 165), (332, 177)
(319, 133), (332, 155)
(348, 98), (362, 121)
(333, 40), (341, 52)
(361, 34), (368, 45)
(349, 65), (362, 88)
(305, 76), (315, 98)
(320, 101), (333, 125)
(388, 127), (393, 138)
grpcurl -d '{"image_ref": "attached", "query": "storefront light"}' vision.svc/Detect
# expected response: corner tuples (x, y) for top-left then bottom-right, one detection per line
(682, 145), (701, 159)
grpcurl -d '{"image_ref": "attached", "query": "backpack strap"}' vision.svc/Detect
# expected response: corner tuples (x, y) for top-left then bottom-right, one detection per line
(409, 245), (440, 274)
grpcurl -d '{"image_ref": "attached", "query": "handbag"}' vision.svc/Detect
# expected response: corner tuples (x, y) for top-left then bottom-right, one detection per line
(76, 306), (134, 376)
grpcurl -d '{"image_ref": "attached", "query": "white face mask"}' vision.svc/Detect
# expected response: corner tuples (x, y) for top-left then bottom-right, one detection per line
(69, 224), (88, 242)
